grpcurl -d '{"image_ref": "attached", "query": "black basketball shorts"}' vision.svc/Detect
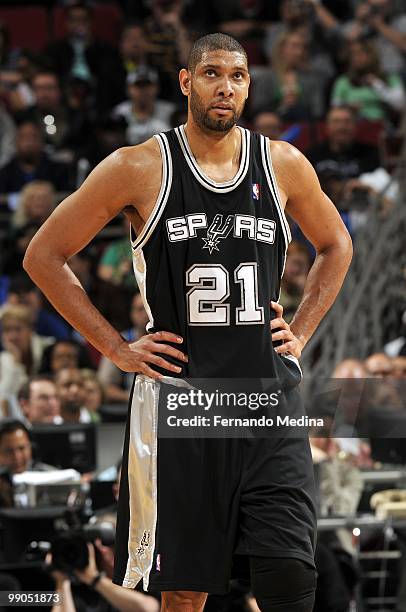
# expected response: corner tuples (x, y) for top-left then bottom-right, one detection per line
(112, 373), (317, 594)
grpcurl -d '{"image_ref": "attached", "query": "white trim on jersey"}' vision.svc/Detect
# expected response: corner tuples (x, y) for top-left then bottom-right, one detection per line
(260, 134), (290, 295)
(175, 124), (250, 193)
(260, 135), (292, 246)
(130, 132), (173, 252)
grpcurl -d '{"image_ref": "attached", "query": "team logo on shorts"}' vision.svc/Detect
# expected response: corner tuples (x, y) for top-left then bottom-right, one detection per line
(136, 530), (150, 557)
(202, 213), (234, 254)
(252, 183), (260, 200)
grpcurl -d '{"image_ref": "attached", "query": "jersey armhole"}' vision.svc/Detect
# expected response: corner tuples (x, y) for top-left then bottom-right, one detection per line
(130, 133), (173, 252)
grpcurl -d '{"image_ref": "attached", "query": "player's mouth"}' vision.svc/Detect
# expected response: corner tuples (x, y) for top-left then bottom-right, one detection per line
(211, 104), (234, 115)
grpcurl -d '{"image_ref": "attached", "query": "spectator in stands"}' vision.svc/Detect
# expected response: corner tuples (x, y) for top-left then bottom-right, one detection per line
(0, 104), (16, 168)
(310, 428), (362, 612)
(0, 67), (35, 116)
(6, 275), (71, 341)
(279, 241), (311, 323)
(143, 0), (193, 103)
(331, 359), (373, 465)
(264, 0), (339, 81)
(251, 30), (326, 120)
(0, 305), (53, 398)
(45, 2), (120, 113)
(55, 367), (91, 424)
(47, 537), (159, 612)
(40, 339), (93, 375)
(0, 419), (55, 474)
(108, 22), (152, 107)
(97, 217), (137, 290)
(98, 292), (149, 403)
(11, 180), (55, 229)
(344, 0), (406, 74)
(331, 39), (405, 121)
(19, 71), (92, 157)
(111, 67), (174, 145)
(0, 121), (73, 197)
(307, 106), (381, 180)
(80, 369), (104, 423)
(253, 111), (283, 140)
(392, 356), (406, 379)
(17, 375), (61, 425)
(364, 352), (394, 376)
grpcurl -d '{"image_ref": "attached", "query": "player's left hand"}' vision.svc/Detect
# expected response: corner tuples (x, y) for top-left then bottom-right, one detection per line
(270, 301), (303, 359)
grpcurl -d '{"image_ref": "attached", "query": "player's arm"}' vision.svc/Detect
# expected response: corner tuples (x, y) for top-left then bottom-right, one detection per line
(23, 143), (187, 379)
(271, 141), (353, 355)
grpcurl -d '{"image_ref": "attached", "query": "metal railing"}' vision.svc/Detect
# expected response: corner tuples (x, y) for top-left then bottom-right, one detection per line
(302, 118), (406, 377)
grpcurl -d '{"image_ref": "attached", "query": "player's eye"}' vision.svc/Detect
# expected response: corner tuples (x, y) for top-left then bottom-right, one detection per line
(234, 72), (243, 79)
(205, 69), (216, 77)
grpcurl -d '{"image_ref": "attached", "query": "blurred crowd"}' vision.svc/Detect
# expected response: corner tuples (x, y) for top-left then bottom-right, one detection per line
(0, 0), (406, 610)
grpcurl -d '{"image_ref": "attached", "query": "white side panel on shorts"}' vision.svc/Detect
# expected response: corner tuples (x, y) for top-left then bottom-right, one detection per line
(123, 375), (159, 590)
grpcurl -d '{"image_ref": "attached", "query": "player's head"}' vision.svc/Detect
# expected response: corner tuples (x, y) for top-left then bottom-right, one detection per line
(180, 33), (249, 134)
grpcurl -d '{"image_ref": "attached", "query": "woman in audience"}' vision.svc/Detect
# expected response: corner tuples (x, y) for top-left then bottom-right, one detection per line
(12, 180), (55, 229)
(331, 38), (405, 121)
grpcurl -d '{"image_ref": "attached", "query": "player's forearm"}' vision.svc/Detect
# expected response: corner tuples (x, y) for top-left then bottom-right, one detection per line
(289, 238), (353, 349)
(23, 249), (123, 361)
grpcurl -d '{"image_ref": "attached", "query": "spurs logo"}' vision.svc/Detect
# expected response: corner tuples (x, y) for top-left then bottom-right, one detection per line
(202, 214), (234, 254)
(136, 530), (150, 557)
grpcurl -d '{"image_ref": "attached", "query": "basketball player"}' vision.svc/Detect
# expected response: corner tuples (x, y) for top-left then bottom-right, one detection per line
(24, 34), (352, 612)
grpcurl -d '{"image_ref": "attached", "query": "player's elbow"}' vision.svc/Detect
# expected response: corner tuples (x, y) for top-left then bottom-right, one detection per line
(23, 239), (52, 281)
(327, 226), (353, 267)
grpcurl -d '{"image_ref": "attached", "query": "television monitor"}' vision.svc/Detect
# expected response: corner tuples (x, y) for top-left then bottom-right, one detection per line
(31, 423), (97, 473)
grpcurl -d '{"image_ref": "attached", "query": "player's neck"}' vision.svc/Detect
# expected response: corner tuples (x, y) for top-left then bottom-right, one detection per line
(184, 119), (241, 168)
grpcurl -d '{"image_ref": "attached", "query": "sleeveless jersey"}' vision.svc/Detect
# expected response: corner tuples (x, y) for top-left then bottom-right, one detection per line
(130, 125), (301, 383)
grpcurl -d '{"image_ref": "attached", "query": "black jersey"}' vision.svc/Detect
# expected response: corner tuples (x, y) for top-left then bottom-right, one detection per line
(130, 125), (301, 382)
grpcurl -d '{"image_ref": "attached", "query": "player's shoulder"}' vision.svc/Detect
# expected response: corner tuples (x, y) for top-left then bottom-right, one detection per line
(108, 137), (162, 174)
(267, 140), (318, 198)
(268, 139), (305, 166)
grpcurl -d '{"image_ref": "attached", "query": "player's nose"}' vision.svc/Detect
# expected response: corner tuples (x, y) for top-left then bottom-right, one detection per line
(216, 77), (234, 98)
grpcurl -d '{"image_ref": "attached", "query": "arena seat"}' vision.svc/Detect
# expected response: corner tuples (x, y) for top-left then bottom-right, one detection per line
(0, 7), (48, 51)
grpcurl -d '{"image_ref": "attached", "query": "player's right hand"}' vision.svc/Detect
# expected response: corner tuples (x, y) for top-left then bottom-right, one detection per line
(111, 331), (188, 380)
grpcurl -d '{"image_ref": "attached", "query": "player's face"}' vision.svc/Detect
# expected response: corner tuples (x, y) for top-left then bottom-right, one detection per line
(186, 50), (249, 133)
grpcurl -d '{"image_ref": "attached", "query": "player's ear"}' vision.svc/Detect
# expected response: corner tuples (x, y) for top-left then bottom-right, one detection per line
(179, 68), (191, 96)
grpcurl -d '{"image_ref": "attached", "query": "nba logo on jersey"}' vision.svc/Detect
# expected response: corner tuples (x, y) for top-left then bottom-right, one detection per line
(252, 183), (260, 200)
(156, 554), (161, 571)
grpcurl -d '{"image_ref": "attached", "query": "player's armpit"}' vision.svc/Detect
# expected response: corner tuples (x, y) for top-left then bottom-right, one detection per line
(270, 140), (352, 255)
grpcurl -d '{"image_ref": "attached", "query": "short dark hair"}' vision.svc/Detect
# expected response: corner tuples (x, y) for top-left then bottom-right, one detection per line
(8, 274), (37, 297)
(188, 33), (248, 74)
(17, 375), (54, 403)
(0, 419), (31, 445)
